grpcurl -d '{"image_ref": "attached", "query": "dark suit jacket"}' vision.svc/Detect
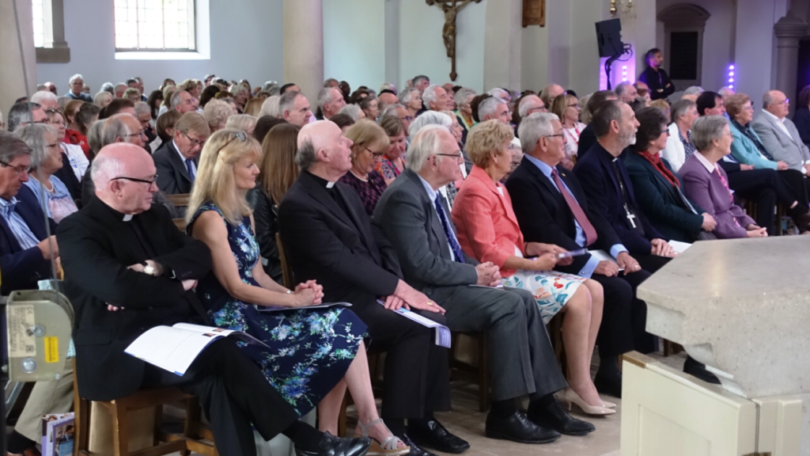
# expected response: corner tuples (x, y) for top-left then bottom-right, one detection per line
(372, 169), (478, 292)
(154, 141), (195, 195)
(625, 153), (705, 242)
(793, 106), (810, 146)
(0, 186), (58, 294)
(574, 143), (663, 255)
(277, 171), (402, 308)
(577, 124), (597, 159)
(505, 156), (621, 275)
(56, 197), (212, 401)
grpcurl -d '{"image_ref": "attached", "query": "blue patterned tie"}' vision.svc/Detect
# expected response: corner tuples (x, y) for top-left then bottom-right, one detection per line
(434, 194), (465, 263)
(185, 158), (196, 182)
(0, 199), (17, 218)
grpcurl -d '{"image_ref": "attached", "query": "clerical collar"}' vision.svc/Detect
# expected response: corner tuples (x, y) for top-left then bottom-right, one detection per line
(97, 198), (137, 222)
(307, 171), (336, 189)
(123, 214), (133, 222)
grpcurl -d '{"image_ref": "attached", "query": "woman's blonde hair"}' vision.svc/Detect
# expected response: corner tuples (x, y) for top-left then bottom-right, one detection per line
(203, 99), (234, 132)
(550, 94), (577, 121)
(243, 98), (264, 117)
(259, 123), (301, 203)
(225, 114), (257, 133)
(344, 120), (390, 162)
(465, 119), (514, 168)
(187, 129), (261, 225)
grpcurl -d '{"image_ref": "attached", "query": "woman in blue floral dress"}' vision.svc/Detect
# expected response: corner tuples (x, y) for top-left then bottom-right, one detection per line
(187, 129), (408, 455)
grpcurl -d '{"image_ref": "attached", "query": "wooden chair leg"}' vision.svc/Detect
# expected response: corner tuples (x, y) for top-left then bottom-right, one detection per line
(74, 394), (90, 453)
(477, 333), (490, 412)
(111, 403), (129, 456)
(337, 395), (348, 437)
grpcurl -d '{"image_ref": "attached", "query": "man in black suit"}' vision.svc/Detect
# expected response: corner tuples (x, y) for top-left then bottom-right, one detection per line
(574, 100), (676, 268)
(154, 112), (210, 195)
(57, 143), (370, 456)
(576, 90), (618, 159)
(506, 112), (652, 398)
(278, 121), (462, 456)
(373, 126), (594, 444)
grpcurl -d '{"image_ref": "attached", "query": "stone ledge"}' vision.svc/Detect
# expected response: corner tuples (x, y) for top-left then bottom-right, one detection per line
(36, 46), (70, 63)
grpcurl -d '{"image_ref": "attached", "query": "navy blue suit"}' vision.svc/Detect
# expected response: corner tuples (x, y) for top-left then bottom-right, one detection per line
(574, 142), (664, 256)
(0, 186), (58, 294)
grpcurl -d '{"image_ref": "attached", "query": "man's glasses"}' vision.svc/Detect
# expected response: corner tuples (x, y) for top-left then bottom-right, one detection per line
(544, 134), (565, 139)
(183, 131), (206, 147)
(111, 175), (158, 185)
(0, 159), (31, 175)
(435, 152), (463, 160)
(125, 130), (147, 139)
(399, 115), (414, 122)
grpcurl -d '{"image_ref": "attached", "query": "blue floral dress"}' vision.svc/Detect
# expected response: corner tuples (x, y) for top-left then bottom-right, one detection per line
(190, 202), (367, 416)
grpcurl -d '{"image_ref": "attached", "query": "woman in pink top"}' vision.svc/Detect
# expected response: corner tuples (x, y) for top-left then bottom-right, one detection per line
(451, 120), (611, 416)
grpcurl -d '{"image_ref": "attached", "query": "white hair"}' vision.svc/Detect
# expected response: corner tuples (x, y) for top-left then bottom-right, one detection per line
(259, 95), (281, 118)
(718, 86), (735, 98)
(422, 85), (441, 107)
(518, 112), (559, 154)
(684, 86), (705, 96)
(100, 114), (133, 146)
(408, 111), (452, 137)
(487, 88), (509, 99)
(518, 95), (543, 118)
(30, 91), (58, 105)
(454, 88), (476, 107)
(230, 83), (249, 97)
(478, 97), (506, 120)
(380, 82), (397, 94)
(91, 152), (126, 191)
(338, 104), (363, 121)
(380, 103), (405, 121)
(405, 124), (449, 172)
(318, 87), (341, 110)
(398, 87), (420, 105)
(69, 74), (83, 84)
(134, 101), (151, 117)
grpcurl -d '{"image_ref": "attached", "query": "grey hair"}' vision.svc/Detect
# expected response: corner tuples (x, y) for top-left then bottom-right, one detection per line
(318, 87), (340, 110)
(380, 103), (405, 121)
(380, 82), (397, 93)
(0, 130), (32, 164)
(87, 120), (105, 155)
(279, 91), (303, 118)
(295, 139), (318, 171)
(684, 86), (705, 96)
(262, 81), (279, 95)
(454, 88), (476, 107)
(615, 82), (634, 97)
(408, 111), (452, 137)
(670, 99), (696, 124)
(8, 102), (42, 133)
(100, 82), (115, 95)
(518, 112), (559, 154)
(230, 83), (249, 97)
(691, 115), (729, 151)
(171, 90), (189, 109)
(324, 78), (339, 88)
(31, 91), (58, 105)
(68, 74), (83, 84)
(398, 87), (420, 105)
(478, 97), (506, 120)
(94, 91), (112, 107)
(518, 95), (543, 118)
(422, 85), (441, 107)
(259, 95), (281, 118)
(338, 104), (363, 121)
(115, 83), (128, 93)
(487, 88), (508, 99)
(134, 101), (151, 117)
(100, 114), (132, 147)
(718, 86), (735, 98)
(405, 124), (448, 172)
(91, 152), (126, 191)
(412, 75), (429, 87)
(203, 99), (234, 130)
(762, 91), (776, 109)
(16, 124), (58, 170)
(225, 114), (257, 133)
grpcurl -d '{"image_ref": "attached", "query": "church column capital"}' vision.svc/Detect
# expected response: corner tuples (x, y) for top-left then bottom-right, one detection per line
(774, 10), (809, 40)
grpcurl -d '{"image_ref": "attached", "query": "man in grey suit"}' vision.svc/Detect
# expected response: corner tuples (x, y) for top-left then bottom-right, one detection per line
(751, 90), (810, 175)
(373, 125), (595, 445)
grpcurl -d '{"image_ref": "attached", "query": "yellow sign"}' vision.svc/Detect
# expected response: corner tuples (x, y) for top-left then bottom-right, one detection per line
(44, 337), (59, 363)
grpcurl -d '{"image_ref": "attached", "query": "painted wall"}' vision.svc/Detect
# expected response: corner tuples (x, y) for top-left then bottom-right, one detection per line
(36, 0), (284, 96)
(323, 0), (386, 91)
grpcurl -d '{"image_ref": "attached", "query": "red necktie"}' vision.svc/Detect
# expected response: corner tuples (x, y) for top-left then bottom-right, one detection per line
(551, 169), (598, 246)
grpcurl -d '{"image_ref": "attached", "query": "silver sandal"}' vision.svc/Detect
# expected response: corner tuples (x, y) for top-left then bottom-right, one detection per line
(354, 418), (410, 456)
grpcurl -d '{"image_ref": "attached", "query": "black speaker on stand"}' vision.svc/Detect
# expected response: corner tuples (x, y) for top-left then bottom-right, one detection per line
(596, 18), (633, 90)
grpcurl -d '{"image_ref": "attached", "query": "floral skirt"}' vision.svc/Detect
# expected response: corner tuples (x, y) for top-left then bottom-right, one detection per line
(502, 270), (586, 324)
(211, 302), (367, 416)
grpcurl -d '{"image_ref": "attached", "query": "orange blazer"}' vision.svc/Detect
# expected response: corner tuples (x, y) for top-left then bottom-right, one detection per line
(451, 166), (524, 277)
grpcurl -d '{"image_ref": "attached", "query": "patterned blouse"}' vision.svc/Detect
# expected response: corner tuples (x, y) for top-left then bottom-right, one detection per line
(23, 176), (78, 223)
(679, 129), (697, 162)
(375, 157), (403, 181)
(339, 170), (388, 216)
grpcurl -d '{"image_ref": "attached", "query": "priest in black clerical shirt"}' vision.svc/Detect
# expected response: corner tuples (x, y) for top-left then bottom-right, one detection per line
(278, 121), (467, 456)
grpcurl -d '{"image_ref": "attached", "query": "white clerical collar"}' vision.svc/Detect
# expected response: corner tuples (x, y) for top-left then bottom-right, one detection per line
(123, 214), (133, 222)
(326, 181), (335, 189)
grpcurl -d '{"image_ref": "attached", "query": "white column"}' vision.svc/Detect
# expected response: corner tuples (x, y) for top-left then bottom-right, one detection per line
(283, 0), (324, 104)
(483, 0), (523, 91)
(0, 0), (37, 118)
(774, 10), (808, 111)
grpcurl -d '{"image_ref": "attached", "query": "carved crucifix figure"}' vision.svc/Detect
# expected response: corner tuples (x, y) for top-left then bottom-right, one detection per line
(426, 0), (482, 81)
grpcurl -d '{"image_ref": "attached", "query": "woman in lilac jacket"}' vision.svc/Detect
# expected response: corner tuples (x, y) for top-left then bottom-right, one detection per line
(679, 116), (769, 239)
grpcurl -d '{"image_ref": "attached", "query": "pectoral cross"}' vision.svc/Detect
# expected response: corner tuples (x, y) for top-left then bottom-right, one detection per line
(426, 0), (482, 81)
(624, 204), (637, 229)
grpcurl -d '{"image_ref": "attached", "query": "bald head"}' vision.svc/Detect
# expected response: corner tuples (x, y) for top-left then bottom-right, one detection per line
(541, 84), (565, 106)
(764, 90), (789, 119)
(92, 143), (156, 213)
(296, 120), (352, 178)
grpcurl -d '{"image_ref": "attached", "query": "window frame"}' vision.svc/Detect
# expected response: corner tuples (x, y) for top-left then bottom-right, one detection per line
(113, 0), (198, 53)
(33, 0), (71, 63)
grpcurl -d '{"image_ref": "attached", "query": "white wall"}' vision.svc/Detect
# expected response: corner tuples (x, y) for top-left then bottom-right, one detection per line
(323, 0), (385, 91)
(397, 0), (487, 92)
(36, 0), (284, 96)
(734, 0), (779, 100)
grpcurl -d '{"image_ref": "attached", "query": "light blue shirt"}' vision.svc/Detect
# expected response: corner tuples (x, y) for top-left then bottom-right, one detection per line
(524, 154), (627, 278)
(416, 173), (458, 260)
(0, 197), (40, 250)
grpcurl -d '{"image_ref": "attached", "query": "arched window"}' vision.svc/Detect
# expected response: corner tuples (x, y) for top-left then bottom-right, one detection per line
(658, 4), (711, 89)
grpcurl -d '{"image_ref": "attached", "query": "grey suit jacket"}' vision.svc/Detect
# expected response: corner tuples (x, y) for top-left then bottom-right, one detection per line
(751, 112), (810, 172)
(372, 169), (478, 292)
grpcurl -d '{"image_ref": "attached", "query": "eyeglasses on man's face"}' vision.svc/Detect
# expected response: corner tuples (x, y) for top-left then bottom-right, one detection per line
(183, 131), (206, 147)
(0, 159), (31, 175)
(111, 175), (158, 186)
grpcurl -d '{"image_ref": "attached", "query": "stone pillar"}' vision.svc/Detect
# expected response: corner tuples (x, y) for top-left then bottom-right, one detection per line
(283, 0), (324, 104)
(0, 0), (37, 120)
(774, 10), (808, 113)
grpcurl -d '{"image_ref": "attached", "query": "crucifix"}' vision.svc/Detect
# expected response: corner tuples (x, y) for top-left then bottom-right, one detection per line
(426, 0), (482, 81)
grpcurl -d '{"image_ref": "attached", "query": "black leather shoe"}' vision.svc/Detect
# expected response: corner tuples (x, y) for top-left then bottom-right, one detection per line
(295, 432), (372, 456)
(594, 372), (623, 398)
(485, 410), (560, 444)
(683, 356), (721, 384)
(397, 433), (437, 456)
(407, 419), (470, 454)
(527, 399), (595, 436)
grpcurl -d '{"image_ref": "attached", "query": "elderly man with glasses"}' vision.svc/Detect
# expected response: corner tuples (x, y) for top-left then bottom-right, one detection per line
(154, 112), (211, 195)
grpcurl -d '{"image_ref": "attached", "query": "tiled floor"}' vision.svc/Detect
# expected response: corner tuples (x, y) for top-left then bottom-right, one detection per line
(174, 351), (688, 456)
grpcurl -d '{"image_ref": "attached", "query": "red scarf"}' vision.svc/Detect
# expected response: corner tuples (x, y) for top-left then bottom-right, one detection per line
(639, 150), (679, 187)
(64, 129), (90, 158)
